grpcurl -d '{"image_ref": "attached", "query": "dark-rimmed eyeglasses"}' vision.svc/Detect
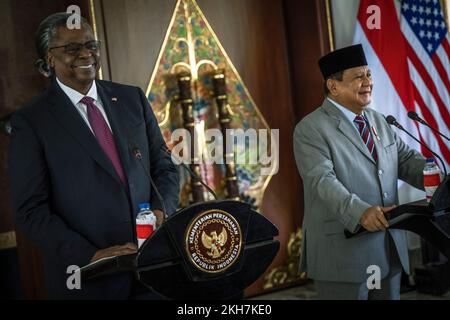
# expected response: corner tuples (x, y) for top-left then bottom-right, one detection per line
(49, 40), (101, 55)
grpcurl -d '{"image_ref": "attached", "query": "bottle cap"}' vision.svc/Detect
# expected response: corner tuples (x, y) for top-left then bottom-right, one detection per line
(426, 158), (435, 163)
(138, 203), (150, 210)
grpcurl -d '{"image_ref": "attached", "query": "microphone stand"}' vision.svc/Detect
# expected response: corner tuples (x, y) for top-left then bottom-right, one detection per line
(388, 118), (448, 177)
(131, 146), (168, 218)
(161, 145), (218, 200)
(420, 122), (450, 142)
(408, 112), (450, 142)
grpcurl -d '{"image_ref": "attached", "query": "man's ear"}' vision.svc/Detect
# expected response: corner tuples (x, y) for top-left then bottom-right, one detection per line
(47, 52), (55, 68)
(327, 78), (339, 96)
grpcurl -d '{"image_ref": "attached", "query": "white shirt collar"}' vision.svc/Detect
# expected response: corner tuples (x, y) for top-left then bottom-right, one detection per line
(327, 97), (365, 124)
(56, 77), (98, 105)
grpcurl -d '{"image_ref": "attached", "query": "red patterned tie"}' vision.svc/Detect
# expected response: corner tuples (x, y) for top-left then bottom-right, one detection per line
(354, 115), (378, 162)
(81, 96), (127, 185)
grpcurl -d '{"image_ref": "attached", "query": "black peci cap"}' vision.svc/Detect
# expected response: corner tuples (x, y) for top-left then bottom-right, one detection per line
(318, 44), (368, 79)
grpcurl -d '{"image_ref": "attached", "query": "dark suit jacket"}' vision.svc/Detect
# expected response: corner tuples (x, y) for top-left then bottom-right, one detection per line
(8, 80), (180, 299)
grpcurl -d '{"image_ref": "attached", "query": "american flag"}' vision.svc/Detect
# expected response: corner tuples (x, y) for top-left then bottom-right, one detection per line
(354, 0), (450, 173)
(401, 0), (450, 168)
(402, 0), (447, 55)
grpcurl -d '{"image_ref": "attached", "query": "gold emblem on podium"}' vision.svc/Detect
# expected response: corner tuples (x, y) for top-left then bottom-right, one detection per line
(202, 227), (227, 258)
(186, 209), (242, 273)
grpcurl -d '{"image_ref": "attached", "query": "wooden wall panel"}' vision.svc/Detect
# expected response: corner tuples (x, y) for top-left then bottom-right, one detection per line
(99, 0), (177, 89)
(283, 0), (333, 122)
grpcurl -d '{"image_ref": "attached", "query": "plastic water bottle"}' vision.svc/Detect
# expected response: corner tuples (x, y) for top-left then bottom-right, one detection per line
(423, 158), (443, 202)
(136, 203), (156, 248)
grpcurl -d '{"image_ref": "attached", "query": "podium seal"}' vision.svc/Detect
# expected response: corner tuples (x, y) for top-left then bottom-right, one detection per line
(185, 209), (242, 273)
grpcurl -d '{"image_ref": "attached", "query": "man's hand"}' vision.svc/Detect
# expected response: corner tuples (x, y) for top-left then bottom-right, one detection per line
(153, 209), (165, 228)
(360, 205), (396, 232)
(90, 243), (138, 263)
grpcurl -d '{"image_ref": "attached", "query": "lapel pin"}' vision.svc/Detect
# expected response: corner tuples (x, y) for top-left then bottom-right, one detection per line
(371, 126), (381, 141)
(111, 97), (118, 102)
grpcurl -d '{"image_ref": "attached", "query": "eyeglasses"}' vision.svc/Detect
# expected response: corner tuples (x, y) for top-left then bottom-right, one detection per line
(49, 40), (101, 55)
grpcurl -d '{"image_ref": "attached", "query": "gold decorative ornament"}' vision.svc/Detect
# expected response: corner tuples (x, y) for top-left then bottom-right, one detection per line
(185, 209), (242, 273)
(146, 0), (277, 209)
(325, 0), (335, 51)
(88, 0), (103, 80)
(0, 231), (17, 250)
(262, 227), (306, 290)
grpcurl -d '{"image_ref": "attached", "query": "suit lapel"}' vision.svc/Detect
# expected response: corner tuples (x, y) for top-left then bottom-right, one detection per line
(48, 81), (125, 186)
(322, 99), (376, 165)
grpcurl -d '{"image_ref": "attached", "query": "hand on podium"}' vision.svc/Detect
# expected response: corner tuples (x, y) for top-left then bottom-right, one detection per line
(90, 243), (138, 263)
(360, 205), (396, 232)
(88, 209), (165, 264)
(153, 209), (165, 228)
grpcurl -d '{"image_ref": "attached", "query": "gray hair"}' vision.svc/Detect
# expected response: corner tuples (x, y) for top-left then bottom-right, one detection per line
(34, 12), (92, 77)
(323, 71), (344, 95)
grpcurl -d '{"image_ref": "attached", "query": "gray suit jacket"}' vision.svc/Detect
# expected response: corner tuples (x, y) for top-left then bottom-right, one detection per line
(293, 98), (425, 283)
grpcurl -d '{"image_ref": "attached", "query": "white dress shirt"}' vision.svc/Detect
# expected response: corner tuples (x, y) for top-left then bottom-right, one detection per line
(327, 97), (367, 133)
(56, 77), (112, 134)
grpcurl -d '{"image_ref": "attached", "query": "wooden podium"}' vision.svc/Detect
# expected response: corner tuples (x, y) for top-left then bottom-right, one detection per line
(80, 200), (279, 299)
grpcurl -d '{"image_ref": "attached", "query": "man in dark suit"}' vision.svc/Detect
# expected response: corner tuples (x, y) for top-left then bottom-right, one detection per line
(8, 13), (179, 299)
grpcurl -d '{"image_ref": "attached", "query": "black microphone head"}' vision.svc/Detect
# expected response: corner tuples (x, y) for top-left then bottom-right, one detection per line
(386, 115), (405, 130)
(407, 111), (419, 120)
(385, 115), (397, 125)
(408, 111), (428, 125)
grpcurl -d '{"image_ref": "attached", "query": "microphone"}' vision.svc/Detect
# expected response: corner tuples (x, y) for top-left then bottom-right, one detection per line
(385, 115), (404, 130)
(386, 115), (447, 177)
(407, 111), (450, 141)
(160, 145), (218, 200)
(130, 144), (167, 218)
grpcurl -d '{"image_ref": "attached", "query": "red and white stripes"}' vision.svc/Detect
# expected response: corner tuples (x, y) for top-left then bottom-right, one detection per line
(354, 0), (449, 170)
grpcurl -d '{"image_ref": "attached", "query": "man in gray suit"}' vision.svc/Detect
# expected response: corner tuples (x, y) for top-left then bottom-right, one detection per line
(293, 44), (426, 300)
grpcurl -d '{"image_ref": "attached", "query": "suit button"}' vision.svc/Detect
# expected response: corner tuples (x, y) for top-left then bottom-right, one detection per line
(378, 169), (383, 175)
(383, 192), (389, 199)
